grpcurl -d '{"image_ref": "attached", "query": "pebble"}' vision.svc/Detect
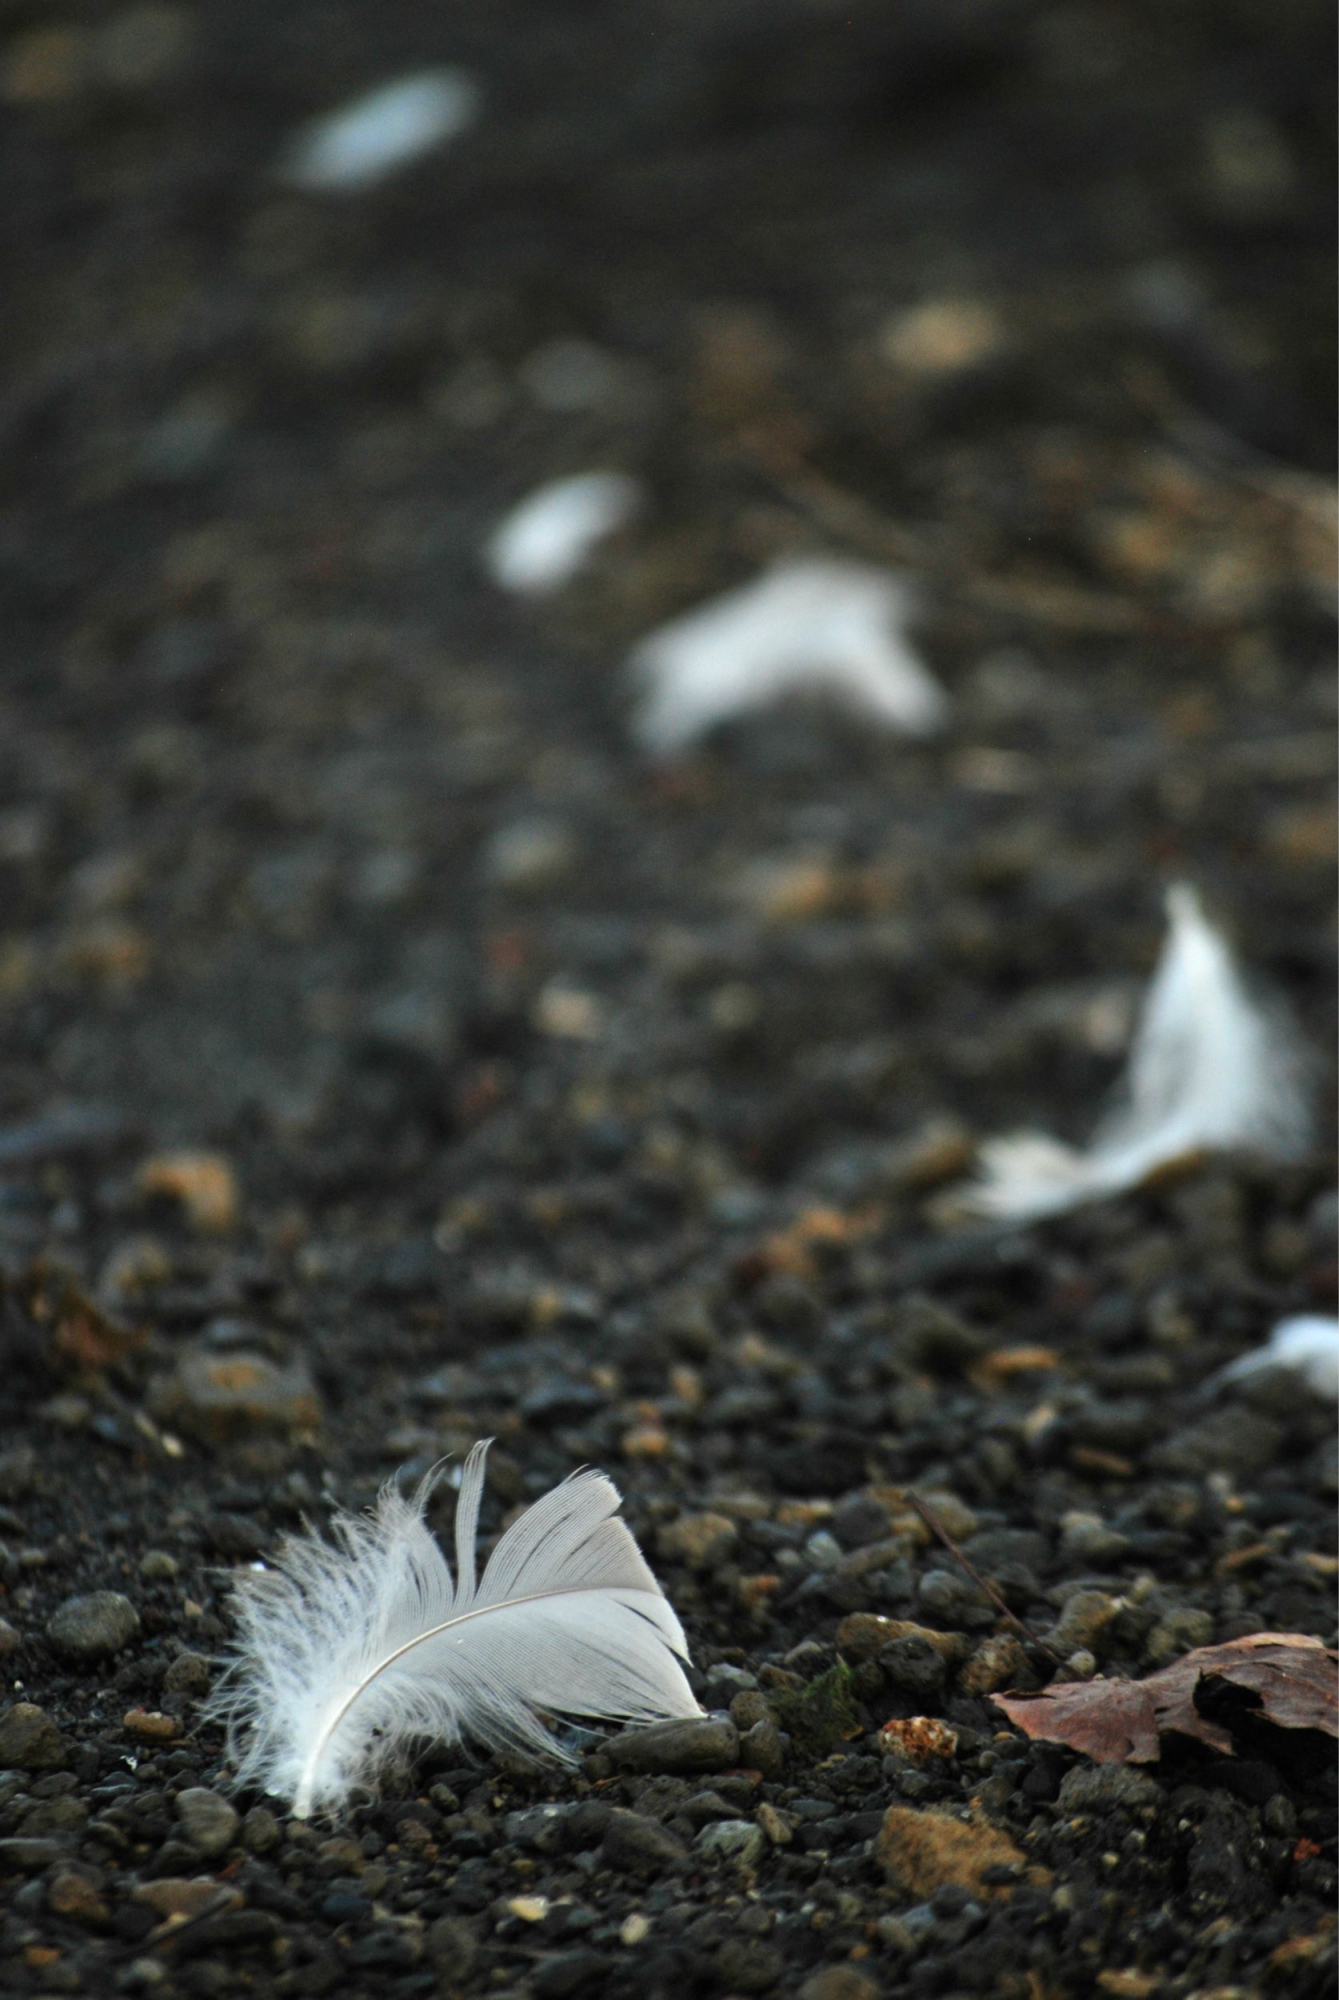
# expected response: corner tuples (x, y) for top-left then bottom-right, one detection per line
(174, 1788), (240, 1857)
(958, 1635), (1031, 1696)
(483, 817), (580, 894)
(1151, 1407), (1284, 1479)
(599, 1810), (689, 1876)
(0, 1703), (65, 1769)
(1057, 1765), (1160, 1813)
(657, 1511), (739, 1570)
(45, 1592), (140, 1663)
(1059, 1511), (1132, 1563)
(150, 1347), (322, 1442)
(162, 1651), (211, 1697)
(695, 1819), (766, 1867)
(46, 1864), (109, 1926)
(133, 1878), (244, 1920)
(797, 1969), (884, 2000)
(1049, 1590), (1121, 1656)
(137, 1550), (178, 1582)
(607, 1715), (739, 1773)
(0, 1619), (19, 1655)
(1144, 1607), (1214, 1666)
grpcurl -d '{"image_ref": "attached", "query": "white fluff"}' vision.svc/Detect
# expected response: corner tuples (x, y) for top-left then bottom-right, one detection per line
(1216, 1315), (1339, 1401)
(965, 883), (1314, 1222)
(628, 558), (948, 756)
(281, 71), (480, 193)
(485, 472), (643, 595)
(210, 1443), (700, 1818)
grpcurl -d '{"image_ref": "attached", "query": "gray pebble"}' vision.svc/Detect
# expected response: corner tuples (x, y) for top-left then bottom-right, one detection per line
(45, 1592), (140, 1663)
(695, 1818), (766, 1867)
(607, 1714), (739, 1774)
(1057, 1764), (1160, 1813)
(174, 1787), (240, 1857)
(600, 1809), (688, 1876)
(0, 1618), (21, 1656)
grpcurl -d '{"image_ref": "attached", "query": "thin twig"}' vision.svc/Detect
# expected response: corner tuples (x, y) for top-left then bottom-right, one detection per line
(903, 1488), (1066, 1670)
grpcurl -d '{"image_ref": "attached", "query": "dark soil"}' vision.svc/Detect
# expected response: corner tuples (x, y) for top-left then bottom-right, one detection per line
(0, 4), (1336, 1998)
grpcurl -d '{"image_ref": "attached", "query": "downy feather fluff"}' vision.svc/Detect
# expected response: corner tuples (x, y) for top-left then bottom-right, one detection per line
(964, 883), (1314, 1223)
(210, 1443), (700, 1818)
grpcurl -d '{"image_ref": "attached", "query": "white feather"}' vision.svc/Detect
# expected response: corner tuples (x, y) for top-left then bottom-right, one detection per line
(1216, 1314), (1339, 1402)
(209, 1442), (700, 1818)
(280, 72), (480, 194)
(485, 472), (642, 594)
(628, 557), (948, 756)
(964, 883), (1315, 1222)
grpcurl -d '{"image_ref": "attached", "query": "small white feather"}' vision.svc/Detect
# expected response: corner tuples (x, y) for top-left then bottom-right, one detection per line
(209, 1443), (700, 1818)
(963, 883), (1315, 1223)
(628, 557), (948, 756)
(1216, 1314), (1339, 1402)
(485, 472), (643, 595)
(281, 71), (480, 194)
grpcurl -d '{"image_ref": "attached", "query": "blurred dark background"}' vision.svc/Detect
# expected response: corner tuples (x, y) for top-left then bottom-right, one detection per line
(0, 0), (1334, 1206)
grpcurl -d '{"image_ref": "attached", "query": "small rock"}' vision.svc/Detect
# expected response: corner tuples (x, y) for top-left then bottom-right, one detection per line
(1057, 1765), (1160, 1814)
(46, 1865), (109, 1926)
(1059, 1512), (1132, 1564)
(657, 1512), (739, 1570)
(958, 1635), (1031, 1697)
(132, 1878), (244, 1920)
(174, 1788), (240, 1858)
(532, 1949), (612, 2000)
(138, 1550), (178, 1582)
(483, 817), (580, 894)
(1049, 1591), (1121, 1656)
(878, 1716), (958, 1765)
(45, 1592), (140, 1663)
(0, 1837), (70, 1870)
(607, 1715), (738, 1774)
(136, 1150), (238, 1232)
(695, 1819), (766, 1867)
(123, 1707), (177, 1743)
(0, 1702), (65, 1770)
(1151, 1408), (1284, 1480)
(917, 1568), (995, 1631)
(151, 1347), (322, 1442)
(757, 1802), (793, 1846)
(797, 1967), (884, 2000)
(600, 1810), (689, 1876)
(242, 1806), (281, 1854)
(427, 1916), (477, 1980)
(162, 1651), (211, 1697)
(714, 1938), (786, 1992)
(0, 1619), (20, 1656)
(876, 1807), (1047, 1899)
(738, 1718), (787, 1779)
(1144, 1608), (1214, 1667)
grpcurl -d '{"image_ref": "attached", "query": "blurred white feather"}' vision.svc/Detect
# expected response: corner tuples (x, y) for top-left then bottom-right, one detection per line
(485, 472), (643, 594)
(280, 71), (480, 194)
(628, 557), (948, 756)
(1215, 1314), (1339, 1401)
(964, 883), (1315, 1222)
(209, 1442), (699, 1818)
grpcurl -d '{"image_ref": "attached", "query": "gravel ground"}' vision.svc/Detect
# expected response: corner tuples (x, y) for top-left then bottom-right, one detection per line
(0, 4), (1336, 1998)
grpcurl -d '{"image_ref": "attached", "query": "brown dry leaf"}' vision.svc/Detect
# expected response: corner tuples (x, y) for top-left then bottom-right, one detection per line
(992, 1633), (1338, 1764)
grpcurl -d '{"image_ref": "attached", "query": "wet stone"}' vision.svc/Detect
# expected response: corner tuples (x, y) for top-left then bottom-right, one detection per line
(658, 1511), (740, 1569)
(45, 1592), (140, 1663)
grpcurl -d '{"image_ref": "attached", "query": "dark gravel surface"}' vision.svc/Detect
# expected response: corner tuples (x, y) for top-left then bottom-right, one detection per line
(1, 4), (1336, 1998)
